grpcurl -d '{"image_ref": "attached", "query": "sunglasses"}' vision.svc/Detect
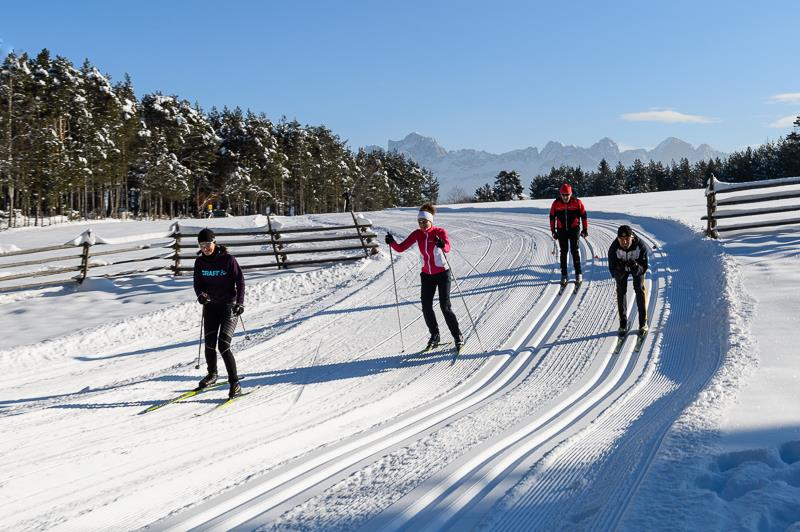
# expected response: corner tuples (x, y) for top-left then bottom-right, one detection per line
(198, 241), (215, 248)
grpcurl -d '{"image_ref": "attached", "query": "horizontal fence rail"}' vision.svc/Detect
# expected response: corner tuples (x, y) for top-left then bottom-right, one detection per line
(703, 174), (800, 238)
(0, 213), (380, 292)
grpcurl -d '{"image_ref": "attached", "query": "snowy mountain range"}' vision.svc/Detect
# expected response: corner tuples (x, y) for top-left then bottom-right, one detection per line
(386, 133), (726, 196)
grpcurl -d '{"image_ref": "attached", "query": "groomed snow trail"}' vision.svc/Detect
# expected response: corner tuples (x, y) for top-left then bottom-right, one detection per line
(0, 210), (728, 531)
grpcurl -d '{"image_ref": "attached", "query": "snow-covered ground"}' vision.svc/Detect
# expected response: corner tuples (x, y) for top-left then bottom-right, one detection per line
(1, 189), (798, 530)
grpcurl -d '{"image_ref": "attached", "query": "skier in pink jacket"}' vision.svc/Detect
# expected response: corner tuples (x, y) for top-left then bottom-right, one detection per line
(385, 203), (463, 352)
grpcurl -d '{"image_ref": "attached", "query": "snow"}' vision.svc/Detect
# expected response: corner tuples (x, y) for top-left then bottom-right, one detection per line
(1, 190), (799, 530)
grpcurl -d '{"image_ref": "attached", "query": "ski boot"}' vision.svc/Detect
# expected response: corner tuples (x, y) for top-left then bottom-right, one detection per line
(575, 273), (583, 285)
(424, 334), (441, 353)
(618, 320), (628, 338)
(228, 381), (242, 399)
(454, 334), (464, 354)
(560, 275), (568, 288)
(639, 323), (649, 336)
(197, 372), (218, 390)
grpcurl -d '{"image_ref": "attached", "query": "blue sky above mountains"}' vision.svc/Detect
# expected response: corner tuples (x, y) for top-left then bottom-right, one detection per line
(2, 0), (799, 154)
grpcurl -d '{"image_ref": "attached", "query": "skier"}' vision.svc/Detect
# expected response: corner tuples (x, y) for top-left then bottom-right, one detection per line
(549, 183), (588, 288)
(193, 228), (245, 398)
(385, 203), (463, 353)
(608, 224), (649, 337)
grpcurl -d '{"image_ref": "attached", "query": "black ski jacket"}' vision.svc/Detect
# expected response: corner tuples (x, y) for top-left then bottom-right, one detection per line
(608, 234), (649, 280)
(193, 245), (245, 305)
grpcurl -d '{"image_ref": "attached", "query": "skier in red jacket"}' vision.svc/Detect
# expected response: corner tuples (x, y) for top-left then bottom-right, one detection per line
(385, 203), (463, 352)
(549, 183), (588, 288)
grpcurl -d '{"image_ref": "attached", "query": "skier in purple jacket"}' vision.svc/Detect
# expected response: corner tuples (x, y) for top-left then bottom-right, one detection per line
(193, 228), (245, 398)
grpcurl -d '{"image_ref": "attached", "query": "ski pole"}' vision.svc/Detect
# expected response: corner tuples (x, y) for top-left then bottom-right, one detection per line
(239, 314), (250, 340)
(442, 252), (484, 352)
(388, 242), (405, 352)
(195, 305), (205, 369)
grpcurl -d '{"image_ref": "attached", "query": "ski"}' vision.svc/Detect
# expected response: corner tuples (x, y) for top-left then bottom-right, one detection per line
(403, 342), (451, 362)
(213, 390), (254, 410)
(612, 335), (626, 356)
(450, 343), (466, 365)
(573, 281), (582, 295)
(141, 381), (228, 414)
(557, 283), (568, 295)
(633, 329), (649, 353)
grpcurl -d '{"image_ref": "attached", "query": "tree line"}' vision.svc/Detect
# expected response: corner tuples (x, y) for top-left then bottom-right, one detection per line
(473, 123), (800, 201)
(0, 49), (439, 225)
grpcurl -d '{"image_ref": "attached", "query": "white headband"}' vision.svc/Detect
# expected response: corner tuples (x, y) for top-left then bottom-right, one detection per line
(417, 210), (434, 222)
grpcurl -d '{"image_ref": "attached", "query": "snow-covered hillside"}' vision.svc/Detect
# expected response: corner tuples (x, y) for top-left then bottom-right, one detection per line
(1, 190), (798, 530)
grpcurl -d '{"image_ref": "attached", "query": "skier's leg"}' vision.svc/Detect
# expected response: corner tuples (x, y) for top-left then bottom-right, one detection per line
(420, 273), (439, 337)
(438, 271), (462, 340)
(569, 231), (581, 276)
(615, 276), (629, 329)
(557, 233), (569, 278)
(633, 272), (648, 328)
(203, 305), (221, 374)
(218, 306), (239, 383)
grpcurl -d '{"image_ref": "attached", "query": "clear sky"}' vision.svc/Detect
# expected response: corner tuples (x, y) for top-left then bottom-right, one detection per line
(2, 0), (799, 154)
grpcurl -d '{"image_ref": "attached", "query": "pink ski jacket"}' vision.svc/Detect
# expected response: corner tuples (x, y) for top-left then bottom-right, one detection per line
(389, 226), (451, 275)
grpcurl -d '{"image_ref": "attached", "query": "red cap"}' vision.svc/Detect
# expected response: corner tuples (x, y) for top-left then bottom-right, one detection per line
(560, 183), (572, 195)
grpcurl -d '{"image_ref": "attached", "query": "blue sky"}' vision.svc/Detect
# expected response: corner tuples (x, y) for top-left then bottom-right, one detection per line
(2, 0), (799, 154)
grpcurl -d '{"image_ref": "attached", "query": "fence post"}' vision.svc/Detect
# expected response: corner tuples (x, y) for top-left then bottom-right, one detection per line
(78, 229), (92, 284)
(705, 175), (718, 238)
(265, 213), (283, 269)
(171, 222), (182, 275)
(349, 211), (371, 259)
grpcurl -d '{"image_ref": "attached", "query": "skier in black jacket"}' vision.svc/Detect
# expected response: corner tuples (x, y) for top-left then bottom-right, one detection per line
(608, 224), (649, 337)
(193, 228), (245, 398)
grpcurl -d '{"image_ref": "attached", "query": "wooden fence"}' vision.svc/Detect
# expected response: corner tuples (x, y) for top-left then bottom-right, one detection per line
(0, 214), (379, 292)
(703, 174), (800, 238)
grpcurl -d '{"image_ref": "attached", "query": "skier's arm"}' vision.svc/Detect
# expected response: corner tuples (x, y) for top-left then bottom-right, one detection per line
(193, 259), (205, 298)
(637, 241), (649, 274)
(437, 229), (451, 253)
(549, 202), (556, 233)
(231, 256), (245, 306)
(579, 200), (588, 231)
(389, 230), (419, 253)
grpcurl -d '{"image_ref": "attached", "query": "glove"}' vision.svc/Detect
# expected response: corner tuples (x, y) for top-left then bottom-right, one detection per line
(197, 293), (210, 305)
(232, 304), (244, 316)
(580, 229), (588, 238)
(633, 264), (644, 276)
(385, 234), (395, 245)
(434, 236), (445, 249)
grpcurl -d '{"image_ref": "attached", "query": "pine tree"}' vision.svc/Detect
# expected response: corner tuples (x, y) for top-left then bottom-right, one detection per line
(492, 170), (524, 200)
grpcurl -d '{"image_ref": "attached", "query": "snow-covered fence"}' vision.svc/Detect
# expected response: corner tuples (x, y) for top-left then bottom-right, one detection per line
(703, 175), (800, 238)
(0, 229), (170, 292)
(0, 216), (380, 292)
(169, 216), (379, 274)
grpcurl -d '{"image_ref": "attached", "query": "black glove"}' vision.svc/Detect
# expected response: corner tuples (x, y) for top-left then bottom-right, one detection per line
(580, 229), (588, 238)
(233, 304), (244, 316)
(385, 234), (395, 245)
(434, 236), (445, 249)
(197, 293), (210, 305)
(633, 264), (644, 276)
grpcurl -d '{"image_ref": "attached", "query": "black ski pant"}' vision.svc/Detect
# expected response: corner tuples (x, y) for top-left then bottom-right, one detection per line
(615, 273), (648, 328)
(557, 228), (581, 278)
(203, 303), (239, 382)
(420, 271), (462, 341)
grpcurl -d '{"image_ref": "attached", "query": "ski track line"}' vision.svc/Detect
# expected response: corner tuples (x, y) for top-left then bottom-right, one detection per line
(247, 223), (632, 531)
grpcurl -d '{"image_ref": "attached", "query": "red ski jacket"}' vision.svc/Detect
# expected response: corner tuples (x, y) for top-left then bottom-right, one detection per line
(389, 226), (451, 275)
(549, 197), (588, 233)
